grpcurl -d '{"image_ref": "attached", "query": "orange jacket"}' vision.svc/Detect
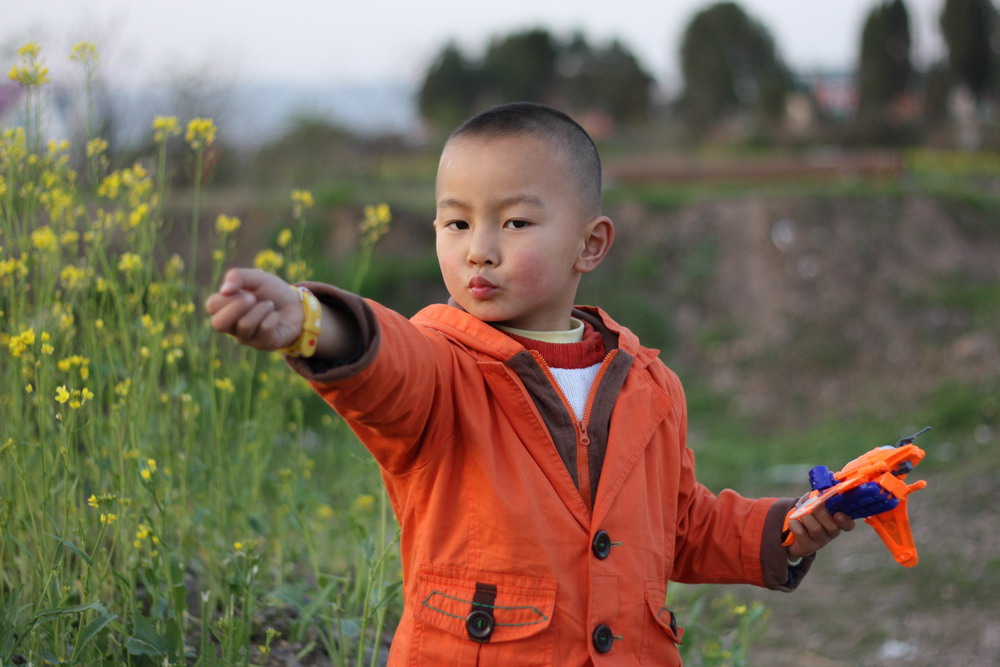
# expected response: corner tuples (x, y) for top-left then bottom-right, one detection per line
(290, 286), (805, 666)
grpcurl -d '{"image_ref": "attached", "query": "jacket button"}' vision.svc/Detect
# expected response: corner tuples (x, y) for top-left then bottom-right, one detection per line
(592, 623), (614, 653)
(466, 609), (494, 641)
(592, 530), (612, 559)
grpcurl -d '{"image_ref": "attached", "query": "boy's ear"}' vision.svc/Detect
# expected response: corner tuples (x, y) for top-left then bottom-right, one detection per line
(576, 216), (615, 274)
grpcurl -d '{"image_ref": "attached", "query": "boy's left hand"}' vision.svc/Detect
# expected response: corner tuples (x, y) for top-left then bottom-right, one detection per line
(786, 501), (855, 559)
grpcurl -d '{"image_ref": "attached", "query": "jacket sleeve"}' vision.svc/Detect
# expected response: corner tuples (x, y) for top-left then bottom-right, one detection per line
(665, 370), (812, 591)
(285, 283), (458, 474)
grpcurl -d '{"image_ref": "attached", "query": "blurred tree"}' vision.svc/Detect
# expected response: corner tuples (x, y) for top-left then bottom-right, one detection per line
(678, 2), (791, 132)
(857, 0), (913, 120)
(940, 0), (999, 103)
(418, 42), (480, 131)
(557, 36), (654, 124)
(481, 28), (560, 103)
(417, 29), (654, 132)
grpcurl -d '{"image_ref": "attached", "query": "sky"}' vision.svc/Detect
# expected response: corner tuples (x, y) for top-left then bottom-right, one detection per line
(6, 0), (950, 94)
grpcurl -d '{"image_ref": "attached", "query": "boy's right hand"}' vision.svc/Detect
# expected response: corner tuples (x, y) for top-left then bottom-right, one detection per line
(205, 268), (304, 351)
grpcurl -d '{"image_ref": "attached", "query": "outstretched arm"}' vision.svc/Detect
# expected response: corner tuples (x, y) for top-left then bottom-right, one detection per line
(204, 268), (360, 362)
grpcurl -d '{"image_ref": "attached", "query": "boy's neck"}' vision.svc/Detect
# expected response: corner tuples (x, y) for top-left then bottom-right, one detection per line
(498, 319), (606, 369)
(496, 318), (584, 344)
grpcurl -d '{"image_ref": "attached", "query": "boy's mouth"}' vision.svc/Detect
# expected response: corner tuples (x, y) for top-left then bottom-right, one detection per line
(468, 276), (498, 299)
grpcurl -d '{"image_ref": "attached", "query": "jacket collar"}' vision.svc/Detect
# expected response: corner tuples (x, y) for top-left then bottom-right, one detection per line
(411, 302), (654, 366)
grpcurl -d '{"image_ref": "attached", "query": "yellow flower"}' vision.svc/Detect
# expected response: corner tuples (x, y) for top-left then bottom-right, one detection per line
(128, 203), (149, 228)
(8, 43), (49, 87)
(69, 42), (99, 65)
(117, 252), (142, 273)
(361, 203), (392, 244)
(146, 458), (157, 472)
(19, 43), (42, 58)
(285, 260), (310, 282)
(165, 254), (185, 278)
(185, 117), (217, 150)
(100, 513), (117, 525)
(60, 264), (88, 290)
(253, 249), (284, 272)
(25, 383), (34, 394)
(140, 468), (152, 481)
(115, 378), (131, 398)
(233, 541), (244, 551)
(276, 228), (292, 248)
(291, 189), (314, 218)
(87, 494), (99, 508)
(86, 137), (108, 158)
(55, 385), (70, 404)
(30, 226), (59, 252)
(215, 214), (241, 234)
(41, 343), (53, 355)
(352, 494), (376, 513)
(214, 377), (236, 394)
(97, 172), (122, 199)
(152, 115), (180, 143)
(6, 327), (35, 358)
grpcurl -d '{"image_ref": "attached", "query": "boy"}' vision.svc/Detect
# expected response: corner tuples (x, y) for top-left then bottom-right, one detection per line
(206, 102), (852, 665)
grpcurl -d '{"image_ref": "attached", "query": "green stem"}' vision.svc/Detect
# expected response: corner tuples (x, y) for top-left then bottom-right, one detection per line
(190, 147), (204, 284)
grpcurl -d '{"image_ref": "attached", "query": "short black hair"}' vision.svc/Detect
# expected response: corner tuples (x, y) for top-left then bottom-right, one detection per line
(448, 102), (602, 215)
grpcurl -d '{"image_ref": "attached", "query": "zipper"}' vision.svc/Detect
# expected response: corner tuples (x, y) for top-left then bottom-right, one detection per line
(531, 348), (618, 511)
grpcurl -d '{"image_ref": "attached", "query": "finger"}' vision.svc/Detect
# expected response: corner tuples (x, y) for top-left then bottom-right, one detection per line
(220, 267), (277, 296)
(833, 512), (856, 532)
(235, 300), (276, 340)
(786, 519), (816, 558)
(205, 290), (238, 316)
(812, 506), (843, 535)
(209, 292), (258, 334)
(256, 309), (294, 349)
(798, 514), (837, 548)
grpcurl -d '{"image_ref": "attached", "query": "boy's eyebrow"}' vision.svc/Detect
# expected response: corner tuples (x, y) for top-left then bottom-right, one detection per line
(436, 194), (545, 210)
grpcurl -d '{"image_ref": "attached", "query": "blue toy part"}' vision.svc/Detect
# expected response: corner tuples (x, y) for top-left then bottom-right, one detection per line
(826, 482), (898, 519)
(807, 465), (899, 520)
(808, 465), (837, 491)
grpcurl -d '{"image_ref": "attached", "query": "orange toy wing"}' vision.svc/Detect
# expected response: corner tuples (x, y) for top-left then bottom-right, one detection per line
(864, 482), (926, 567)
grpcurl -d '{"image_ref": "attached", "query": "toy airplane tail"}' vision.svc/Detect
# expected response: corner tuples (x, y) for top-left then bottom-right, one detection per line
(865, 481), (927, 567)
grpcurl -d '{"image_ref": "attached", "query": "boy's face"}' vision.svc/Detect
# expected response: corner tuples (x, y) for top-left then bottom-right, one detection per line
(434, 134), (608, 331)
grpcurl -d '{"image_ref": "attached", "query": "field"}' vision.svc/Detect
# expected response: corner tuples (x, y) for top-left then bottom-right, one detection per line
(3, 43), (1000, 665)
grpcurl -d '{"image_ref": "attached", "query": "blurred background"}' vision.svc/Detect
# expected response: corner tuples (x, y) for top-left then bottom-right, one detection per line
(5, 0), (999, 664)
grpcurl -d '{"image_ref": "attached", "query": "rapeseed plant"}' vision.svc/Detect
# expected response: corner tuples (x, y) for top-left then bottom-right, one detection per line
(2, 41), (402, 666)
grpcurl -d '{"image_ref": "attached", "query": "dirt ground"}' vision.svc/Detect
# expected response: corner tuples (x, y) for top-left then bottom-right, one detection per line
(742, 451), (1000, 667)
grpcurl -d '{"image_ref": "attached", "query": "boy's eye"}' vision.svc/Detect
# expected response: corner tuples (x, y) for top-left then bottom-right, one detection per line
(446, 220), (469, 230)
(504, 219), (530, 229)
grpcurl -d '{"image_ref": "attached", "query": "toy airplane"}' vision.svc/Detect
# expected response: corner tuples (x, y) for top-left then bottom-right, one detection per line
(781, 427), (930, 567)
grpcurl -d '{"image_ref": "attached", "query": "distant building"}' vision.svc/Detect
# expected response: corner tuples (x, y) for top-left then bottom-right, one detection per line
(797, 71), (858, 120)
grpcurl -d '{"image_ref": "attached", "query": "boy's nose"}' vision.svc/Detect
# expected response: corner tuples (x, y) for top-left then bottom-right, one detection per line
(466, 229), (498, 266)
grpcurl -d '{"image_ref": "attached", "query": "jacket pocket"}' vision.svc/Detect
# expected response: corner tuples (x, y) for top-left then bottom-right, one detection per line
(641, 581), (684, 663)
(411, 564), (557, 666)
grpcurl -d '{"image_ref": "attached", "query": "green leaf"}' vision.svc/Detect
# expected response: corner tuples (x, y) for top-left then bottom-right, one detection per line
(31, 601), (103, 623)
(126, 614), (168, 657)
(47, 534), (95, 569)
(72, 610), (117, 662)
(125, 636), (163, 657)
